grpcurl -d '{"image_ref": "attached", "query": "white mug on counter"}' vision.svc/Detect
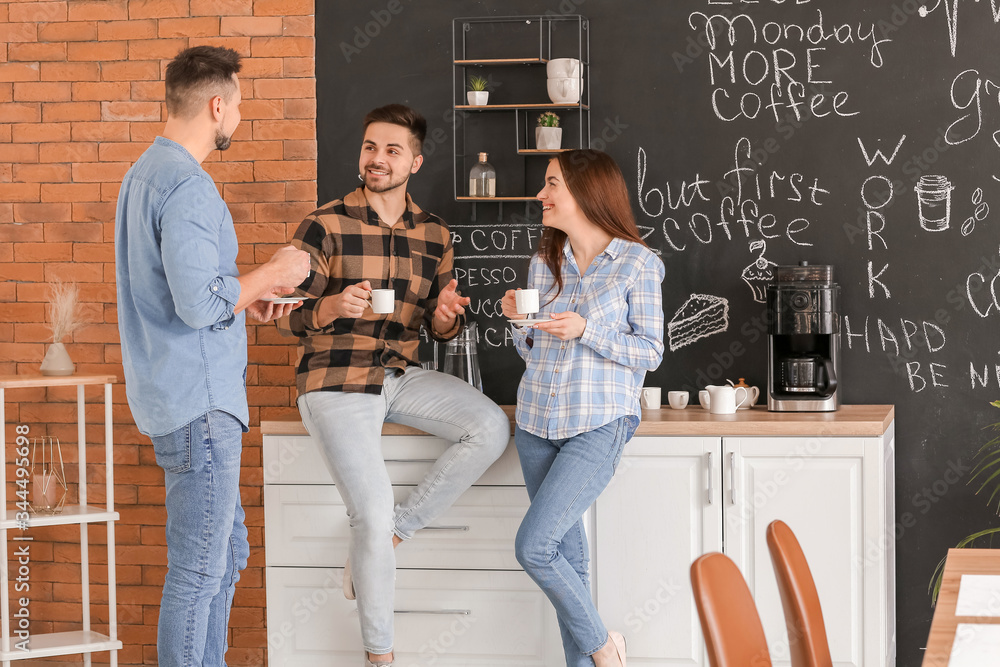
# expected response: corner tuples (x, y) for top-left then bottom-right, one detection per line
(699, 390), (710, 409)
(702, 384), (749, 415)
(640, 387), (661, 410)
(667, 391), (689, 409)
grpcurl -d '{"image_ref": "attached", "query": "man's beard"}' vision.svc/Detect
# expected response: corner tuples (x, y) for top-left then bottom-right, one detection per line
(215, 129), (232, 151)
(363, 168), (409, 193)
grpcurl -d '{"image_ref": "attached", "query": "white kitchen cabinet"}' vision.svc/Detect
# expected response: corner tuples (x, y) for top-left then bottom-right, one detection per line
(262, 425), (563, 666)
(594, 437), (721, 666)
(594, 420), (895, 667)
(264, 406), (895, 667)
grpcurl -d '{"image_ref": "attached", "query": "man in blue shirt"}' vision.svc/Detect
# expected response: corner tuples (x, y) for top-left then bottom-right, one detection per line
(114, 46), (310, 666)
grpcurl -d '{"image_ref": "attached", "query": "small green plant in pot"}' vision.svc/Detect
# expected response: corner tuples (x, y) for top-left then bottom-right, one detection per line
(929, 400), (1000, 605)
(535, 111), (562, 150)
(467, 74), (490, 106)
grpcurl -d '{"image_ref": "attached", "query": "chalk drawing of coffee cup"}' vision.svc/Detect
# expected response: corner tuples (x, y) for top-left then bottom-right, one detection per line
(915, 175), (954, 232)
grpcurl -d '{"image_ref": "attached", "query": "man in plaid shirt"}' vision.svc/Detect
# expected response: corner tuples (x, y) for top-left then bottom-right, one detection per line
(278, 104), (509, 666)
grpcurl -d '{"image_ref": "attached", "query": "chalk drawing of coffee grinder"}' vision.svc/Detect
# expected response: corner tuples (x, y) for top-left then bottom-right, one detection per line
(741, 240), (778, 303)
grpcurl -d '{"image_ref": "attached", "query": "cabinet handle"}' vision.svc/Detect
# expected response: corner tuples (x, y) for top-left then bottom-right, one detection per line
(423, 525), (470, 532)
(707, 452), (714, 505)
(729, 452), (736, 506)
(394, 609), (472, 615)
(384, 458), (437, 464)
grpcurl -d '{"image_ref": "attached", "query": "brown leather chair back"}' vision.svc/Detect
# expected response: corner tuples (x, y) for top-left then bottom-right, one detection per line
(690, 552), (772, 667)
(766, 520), (834, 667)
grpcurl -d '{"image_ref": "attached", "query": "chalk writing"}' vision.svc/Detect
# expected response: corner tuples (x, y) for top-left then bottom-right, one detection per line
(962, 187), (990, 236)
(637, 140), (823, 252)
(966, 247), (1000, 316)
(919, 0), (1000, 57)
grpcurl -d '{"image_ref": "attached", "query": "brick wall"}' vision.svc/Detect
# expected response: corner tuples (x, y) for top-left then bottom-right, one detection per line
(1, 1), (317, 664)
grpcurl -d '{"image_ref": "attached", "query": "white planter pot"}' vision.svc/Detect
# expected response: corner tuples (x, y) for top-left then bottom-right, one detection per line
(41, 342), (75, 376)
(535, 127), (563, 151)
(467, 91), (489, 106)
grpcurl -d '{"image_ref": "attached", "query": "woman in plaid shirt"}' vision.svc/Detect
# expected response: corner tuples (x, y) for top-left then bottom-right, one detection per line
(502, 150), (665, 667)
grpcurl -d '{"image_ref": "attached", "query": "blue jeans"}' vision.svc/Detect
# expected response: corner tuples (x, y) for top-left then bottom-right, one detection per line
(150, 410), (250, 667)
(514, 416), (637, 667)
(297, 367), (510, 654)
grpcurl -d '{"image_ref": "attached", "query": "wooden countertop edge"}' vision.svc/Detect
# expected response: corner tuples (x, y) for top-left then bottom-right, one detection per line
(262, 405), (894, 438)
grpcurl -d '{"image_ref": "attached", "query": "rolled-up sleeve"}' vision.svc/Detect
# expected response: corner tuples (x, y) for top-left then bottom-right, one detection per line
(159, 175), (240, 331)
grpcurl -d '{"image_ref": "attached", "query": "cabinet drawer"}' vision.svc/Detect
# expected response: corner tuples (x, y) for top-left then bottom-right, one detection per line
(265, 485), (527, 570)
(263, 435), (523, 486)
(266, 567), (562, 666)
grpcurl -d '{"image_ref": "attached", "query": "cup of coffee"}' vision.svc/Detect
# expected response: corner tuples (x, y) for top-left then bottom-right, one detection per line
(699, 390), (710, 410)
(668, 391), (689, 409)
(368, 288), (395, 314)
(640, 387), (661, 410)
(514, 288), (540, 317)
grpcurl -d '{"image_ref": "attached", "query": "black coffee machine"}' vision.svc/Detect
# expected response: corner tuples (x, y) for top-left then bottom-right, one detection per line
(766, 262), (841, 412)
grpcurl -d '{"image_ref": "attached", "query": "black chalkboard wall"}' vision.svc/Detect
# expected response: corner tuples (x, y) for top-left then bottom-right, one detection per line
(317, 2), (1000, 662)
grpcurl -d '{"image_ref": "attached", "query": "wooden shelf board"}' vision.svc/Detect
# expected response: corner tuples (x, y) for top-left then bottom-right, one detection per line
(455, 103), (589, 110)
(0, 375), (116, 389)
(455, 58), (548, 65)
(517, 149), (573, 154)
(0, 631), (121, 660)
(2, 505), (118, 530)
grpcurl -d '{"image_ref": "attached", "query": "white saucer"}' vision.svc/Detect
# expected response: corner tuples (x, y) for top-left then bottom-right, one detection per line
(261, 297), (303, 304)
(509, 318), (540, 327)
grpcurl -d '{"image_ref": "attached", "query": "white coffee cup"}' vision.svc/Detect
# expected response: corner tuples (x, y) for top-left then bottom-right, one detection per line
(515, 288), (540, 316)
(640, 387), (661, 410)
(668, 391), (689, 410)
(369, 288), (395, 314)
(699, 390), (710, 409)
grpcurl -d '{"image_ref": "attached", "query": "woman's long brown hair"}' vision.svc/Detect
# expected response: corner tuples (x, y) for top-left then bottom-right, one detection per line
(537, 149), (647, 297)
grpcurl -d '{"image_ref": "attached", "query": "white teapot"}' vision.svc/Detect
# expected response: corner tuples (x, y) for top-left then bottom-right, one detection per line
(703, 384), (749, 415)
(728, 378), (760, 410)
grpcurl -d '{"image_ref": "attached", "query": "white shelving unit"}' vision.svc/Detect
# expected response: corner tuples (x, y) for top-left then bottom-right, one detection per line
(0, 375), (121, 666)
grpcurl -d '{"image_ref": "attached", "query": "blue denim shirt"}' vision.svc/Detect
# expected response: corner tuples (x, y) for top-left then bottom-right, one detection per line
(115, 137), (248, 437)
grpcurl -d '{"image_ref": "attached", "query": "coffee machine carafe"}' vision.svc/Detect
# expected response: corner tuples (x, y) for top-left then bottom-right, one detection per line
(766, 262), (841, 411)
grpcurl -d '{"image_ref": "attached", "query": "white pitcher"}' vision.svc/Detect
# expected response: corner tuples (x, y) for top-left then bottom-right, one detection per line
(704, 384), (748, 415)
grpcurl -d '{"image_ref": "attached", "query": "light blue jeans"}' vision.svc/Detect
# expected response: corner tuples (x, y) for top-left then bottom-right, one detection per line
(514, 416), (637, 667)
(150, 410), (249, 667)
(297, 366), (510, 654)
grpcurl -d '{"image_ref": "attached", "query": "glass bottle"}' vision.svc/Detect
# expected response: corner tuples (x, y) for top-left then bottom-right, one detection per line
(469, 152), (496, 198)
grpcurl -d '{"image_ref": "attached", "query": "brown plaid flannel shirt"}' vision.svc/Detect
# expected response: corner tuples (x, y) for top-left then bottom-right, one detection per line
(278, 188), (461, 396)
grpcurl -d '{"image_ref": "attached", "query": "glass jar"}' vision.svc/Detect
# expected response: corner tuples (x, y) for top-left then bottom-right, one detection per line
(469, 152), (496, 198)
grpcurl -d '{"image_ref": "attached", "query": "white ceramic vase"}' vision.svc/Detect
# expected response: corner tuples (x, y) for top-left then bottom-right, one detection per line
(41, 342), (75, 376)
(535, 126), (563, 150)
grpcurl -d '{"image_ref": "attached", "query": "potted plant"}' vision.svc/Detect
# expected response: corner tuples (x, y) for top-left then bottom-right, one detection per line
(467, 74), (489, 106)
(929, 400), (1000, 604)
(535, 111), (562, 151)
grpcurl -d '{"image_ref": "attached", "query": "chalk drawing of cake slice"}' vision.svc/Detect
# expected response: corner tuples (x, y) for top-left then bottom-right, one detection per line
(668, 294), (729, 352)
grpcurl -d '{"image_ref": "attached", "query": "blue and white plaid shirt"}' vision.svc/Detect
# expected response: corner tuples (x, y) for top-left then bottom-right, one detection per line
(513, 237), (665, 440)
